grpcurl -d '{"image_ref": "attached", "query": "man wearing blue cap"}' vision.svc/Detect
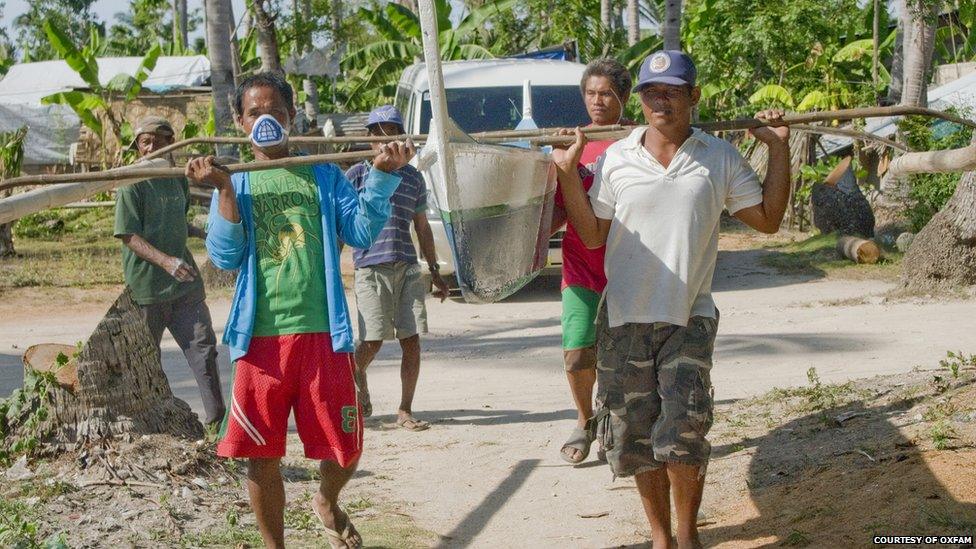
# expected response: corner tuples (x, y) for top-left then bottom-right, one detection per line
(554, 50), (791, 548)
(346, 105), (449, 432)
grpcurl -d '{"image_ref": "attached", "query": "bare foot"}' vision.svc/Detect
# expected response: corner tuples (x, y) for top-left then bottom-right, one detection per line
(312, 493), (362, 549)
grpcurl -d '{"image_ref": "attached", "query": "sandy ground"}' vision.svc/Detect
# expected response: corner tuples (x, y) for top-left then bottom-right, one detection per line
(2, 240), (975, 547)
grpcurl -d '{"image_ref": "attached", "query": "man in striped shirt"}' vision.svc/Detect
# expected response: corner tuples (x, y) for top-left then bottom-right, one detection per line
(346, 105), (449, 432)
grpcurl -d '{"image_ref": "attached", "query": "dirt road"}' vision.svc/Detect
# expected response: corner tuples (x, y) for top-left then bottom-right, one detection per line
(2, 245), (974, 547)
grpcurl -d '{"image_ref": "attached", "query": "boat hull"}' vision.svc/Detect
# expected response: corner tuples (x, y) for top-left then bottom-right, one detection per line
(424, 142), (557, 303)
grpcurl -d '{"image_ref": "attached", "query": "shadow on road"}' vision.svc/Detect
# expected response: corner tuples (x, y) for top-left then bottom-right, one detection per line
(369, 408), (576, 427)
(434, 459), (540, 548)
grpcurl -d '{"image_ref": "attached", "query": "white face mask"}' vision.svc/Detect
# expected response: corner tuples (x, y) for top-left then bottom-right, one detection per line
(250, 114), (289, 149)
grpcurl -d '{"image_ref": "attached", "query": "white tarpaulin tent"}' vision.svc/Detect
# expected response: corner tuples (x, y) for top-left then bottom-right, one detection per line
(0, 56), (211, 166)
(821, 70), (976, 157)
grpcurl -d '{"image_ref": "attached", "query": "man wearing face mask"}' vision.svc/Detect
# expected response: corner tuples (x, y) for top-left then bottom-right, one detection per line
(345, 105), (449, 432)
(185, 72), (414, 549)
(113, 115), (226, 430)
(554, 51), (790, 548)
(552, 58), (636, 465)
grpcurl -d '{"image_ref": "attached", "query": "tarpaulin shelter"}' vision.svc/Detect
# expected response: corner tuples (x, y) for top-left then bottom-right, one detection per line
(0, 56), (211, 167)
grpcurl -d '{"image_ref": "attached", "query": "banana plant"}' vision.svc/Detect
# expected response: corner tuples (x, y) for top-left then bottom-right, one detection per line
(340, 0), (514, 110)
(39, 20), (161, 167)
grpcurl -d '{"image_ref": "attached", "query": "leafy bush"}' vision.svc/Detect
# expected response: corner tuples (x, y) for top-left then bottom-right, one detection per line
(897, 113), (974, 231)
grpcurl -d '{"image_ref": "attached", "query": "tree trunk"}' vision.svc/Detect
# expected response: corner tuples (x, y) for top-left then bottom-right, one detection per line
(886, 1), (905, 105)
(253, 0), (283, 75)
(627, 0), (639, 46)
(299, 0), (319, 127)
(901, 0), (938, 107)
(837, 235), (882, 264)
(205, 0), (238, 158)
(663, 0), (682, 50)
(902, 134), (976, 289)
(600, 0), (612, 29)
(872, 0), (880, 93)
(0, 217), (14, 257)
(174, 0), (189, 50)
(18, 290), (203, 449)
(811, 160), (876, 238)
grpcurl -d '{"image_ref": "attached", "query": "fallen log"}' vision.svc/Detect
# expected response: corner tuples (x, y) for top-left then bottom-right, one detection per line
(837, 235), (882, 264)
(887, 143), (976, 176)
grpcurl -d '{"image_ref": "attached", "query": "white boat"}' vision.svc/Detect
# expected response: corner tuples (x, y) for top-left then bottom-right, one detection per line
(416, 0), (557, 303)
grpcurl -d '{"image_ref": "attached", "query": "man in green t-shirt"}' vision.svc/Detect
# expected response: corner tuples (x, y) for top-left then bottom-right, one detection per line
(113, 116), (225, 428)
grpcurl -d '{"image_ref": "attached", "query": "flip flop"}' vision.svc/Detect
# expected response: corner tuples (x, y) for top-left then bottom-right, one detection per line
(560, 426), (595, 464)
(354, 367), (372, 418)
(312, 505), (362, 549)
(396, 415), (430, 431)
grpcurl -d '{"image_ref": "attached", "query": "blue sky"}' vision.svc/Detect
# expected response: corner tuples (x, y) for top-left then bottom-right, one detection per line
(2, 0), (246, 41)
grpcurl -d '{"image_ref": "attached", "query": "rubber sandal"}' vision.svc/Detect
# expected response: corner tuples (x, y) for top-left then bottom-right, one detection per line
(312, 505), (362, 549)
(560, 426), (594, 464)
(396, 416), (430, 431)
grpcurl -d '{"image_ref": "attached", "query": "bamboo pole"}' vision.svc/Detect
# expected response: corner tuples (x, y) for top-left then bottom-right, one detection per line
(0, 149), (383, 192)
(694, 105), (976, 132)
(142, 124), (629, 160)
(887, 143), (976, 176)
(0, 105), (968, 223)
(138, 105), (953, 161)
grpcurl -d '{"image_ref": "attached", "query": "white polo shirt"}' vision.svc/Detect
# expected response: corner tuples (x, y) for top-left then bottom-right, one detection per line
(589, 127), (762, 327)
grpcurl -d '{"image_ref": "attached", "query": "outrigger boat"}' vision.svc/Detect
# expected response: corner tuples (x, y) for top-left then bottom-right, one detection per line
(415, 0), (558, 303)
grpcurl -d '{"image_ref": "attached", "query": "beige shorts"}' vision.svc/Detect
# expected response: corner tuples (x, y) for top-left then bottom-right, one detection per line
(354, 261), (428, 341)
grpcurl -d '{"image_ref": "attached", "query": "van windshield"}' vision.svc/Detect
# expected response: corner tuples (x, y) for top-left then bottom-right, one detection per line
(420, 85), (589, 134)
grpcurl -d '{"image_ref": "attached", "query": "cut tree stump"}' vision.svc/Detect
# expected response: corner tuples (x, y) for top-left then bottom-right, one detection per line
(837, 235), (882, 264)
(811, 158), (876, 238)
(19, 289), (204, 447)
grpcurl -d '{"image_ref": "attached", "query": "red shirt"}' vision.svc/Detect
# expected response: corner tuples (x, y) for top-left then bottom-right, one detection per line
(554, 139), (615, 294)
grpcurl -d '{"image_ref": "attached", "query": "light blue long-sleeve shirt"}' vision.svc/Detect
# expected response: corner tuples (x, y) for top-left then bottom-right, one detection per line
(205, 163), (401, 361)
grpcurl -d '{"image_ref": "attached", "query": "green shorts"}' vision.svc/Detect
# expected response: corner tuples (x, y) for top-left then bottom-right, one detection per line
(561, 286), (600, 351)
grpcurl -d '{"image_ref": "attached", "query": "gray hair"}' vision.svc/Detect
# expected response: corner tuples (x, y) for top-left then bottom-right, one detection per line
(580, 58), (632, 101)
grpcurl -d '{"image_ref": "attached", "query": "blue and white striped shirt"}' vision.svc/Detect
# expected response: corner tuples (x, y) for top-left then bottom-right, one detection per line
(345, 162), (428, 268)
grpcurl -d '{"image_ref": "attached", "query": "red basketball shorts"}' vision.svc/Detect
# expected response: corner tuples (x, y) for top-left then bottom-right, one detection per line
(217, 332), (362, 466)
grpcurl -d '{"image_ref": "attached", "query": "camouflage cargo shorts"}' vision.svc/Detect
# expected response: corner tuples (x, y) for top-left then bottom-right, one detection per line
(592, 305), (719, 478)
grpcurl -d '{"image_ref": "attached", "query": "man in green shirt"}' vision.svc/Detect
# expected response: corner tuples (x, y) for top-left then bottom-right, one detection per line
(113, 116), (226, 428)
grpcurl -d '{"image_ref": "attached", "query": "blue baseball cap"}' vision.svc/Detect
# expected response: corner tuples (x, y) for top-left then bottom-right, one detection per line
(366, 105), (404, 129)
(633, 50), (697, 91)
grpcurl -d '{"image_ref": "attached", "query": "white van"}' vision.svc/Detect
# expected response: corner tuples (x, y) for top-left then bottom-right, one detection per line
(395, 58), (589, 277)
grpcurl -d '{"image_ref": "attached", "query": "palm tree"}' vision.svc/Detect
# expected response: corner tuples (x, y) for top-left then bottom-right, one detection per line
(204, 0), (237, 155)
(173, 0), (189, 51)
(601, 0), (612, 29)
(341, 0), (512, 108)
(663, 0), (681, 50)
(901, 0), (938, 106)
(252, 0), (283, 74)
(627, 0), (639, 46)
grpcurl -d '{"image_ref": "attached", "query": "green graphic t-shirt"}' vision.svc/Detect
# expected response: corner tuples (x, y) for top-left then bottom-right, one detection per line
(113, 177), (202, 305)
(250, 166), (329, 336)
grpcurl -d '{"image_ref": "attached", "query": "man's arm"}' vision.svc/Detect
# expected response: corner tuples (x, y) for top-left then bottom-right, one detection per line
(120, 233), (197, 282)
(551, 129), (611, 249)
(549, 204), (567, 237)
(335, 141), (414, 248)
(185, 156), (246, 270)
(733, 110), (791, 234)
(412, 212), (449, 301)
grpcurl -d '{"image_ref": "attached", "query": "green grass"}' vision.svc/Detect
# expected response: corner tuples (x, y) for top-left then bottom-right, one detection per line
(1, 206), (208, 291)
(760, 233), (902, 280)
